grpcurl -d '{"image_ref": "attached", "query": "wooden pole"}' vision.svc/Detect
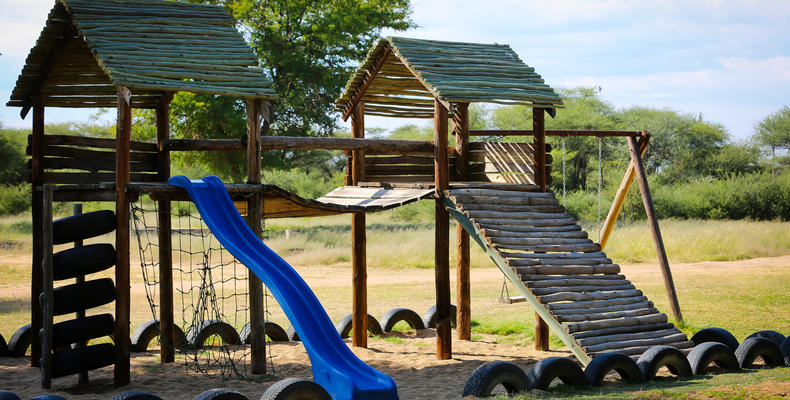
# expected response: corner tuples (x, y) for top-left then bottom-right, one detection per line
(453, 103), (471, 341)
(532, 108), (547, 191)
(627, 136), (683, 322)
(351, 103), (368, 348)
(246, 98), (266, 374)
(599, 133), (649, 250)
(30, 94), (44, 368)
(156, 93), (175, 363)
(434, 99), (452, 360)
(114, 86), (132, 386)
(73, 204), (88, 383)
(41, 185), (54, 389)
(532, 107), (549, 350)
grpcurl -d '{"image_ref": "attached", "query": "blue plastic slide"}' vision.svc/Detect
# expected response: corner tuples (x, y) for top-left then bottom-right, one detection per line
(169, 176), (398, 400)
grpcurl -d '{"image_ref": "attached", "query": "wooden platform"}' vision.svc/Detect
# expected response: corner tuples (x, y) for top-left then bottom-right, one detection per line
(445, 185), (692, 364)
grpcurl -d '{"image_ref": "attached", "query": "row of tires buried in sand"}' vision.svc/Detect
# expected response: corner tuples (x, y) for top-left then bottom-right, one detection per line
(0, 306), (451, 357)
(463, 327), (790, 398)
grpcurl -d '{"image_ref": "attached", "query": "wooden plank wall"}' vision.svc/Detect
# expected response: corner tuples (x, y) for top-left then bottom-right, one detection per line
(354, 142), (552, 185)
(27, 134), (159, 184)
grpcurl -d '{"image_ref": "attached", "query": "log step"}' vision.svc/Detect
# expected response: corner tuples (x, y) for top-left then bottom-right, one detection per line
(466, 210), (571, 220)
(592, 340), (695, 358)
(508, 258), (614, 267)
(576, 327), (682, 347)
(548, 296), (649, 311)
(583, 332), (689, 353)
(489, 236), (593, 246)
(448, 194), (560, 206)
(526, 277), (627, 288)
(477, 223), (582, 233)
(462, 204), (566, 213)
(551, 301), (653, 316)
(556, 307), (658, 323)
(473, 217), (578, 227)
(571, 322), (676, 340)
(512, 264), (621, 275)
(539, 289), (642, 304)
(447, 188), (555, 197)
(481, 229), (588, 239)
(530, 284), (636, 296)
(521, 273), (626, 281)
(564, 313), (668, 334)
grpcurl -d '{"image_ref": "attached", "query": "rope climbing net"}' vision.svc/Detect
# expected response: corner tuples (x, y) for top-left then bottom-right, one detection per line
(131, 197), (275, 380)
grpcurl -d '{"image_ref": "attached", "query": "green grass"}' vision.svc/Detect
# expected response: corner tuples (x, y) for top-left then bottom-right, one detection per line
(493, 367), (790, 399)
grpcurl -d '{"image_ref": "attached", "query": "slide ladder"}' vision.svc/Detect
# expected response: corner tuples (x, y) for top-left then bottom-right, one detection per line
(170, 176), (398, 400)
(444, 185), (692, 365)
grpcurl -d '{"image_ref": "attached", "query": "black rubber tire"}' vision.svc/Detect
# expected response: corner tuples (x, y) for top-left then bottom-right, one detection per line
(335, 314), (384, 339)
(690, 327), (739, 352)
(636, 345), (693, 380)
(584, 352), (643, 386)
(52, 210), (115, 245)
(50, 342), (115, 378)
(422, 304), (457, 329)
(192, 388), (248, 400)
(187, 320), (241, 348)
(380, 308), (425, 332)
(462, 360), (529, 397)
(687, 342), (740, 375)
(526, 357), (587, 390)
(260, 378), (331, 400)
(735, 337), (784, 368)
(52, 243), (116, 281)
(131, 319), (188, 352)
(49, 278), (116, 316)
(0, 333), (8, 357)
(0, 391), (21, 400)
(746, 330), (786, 347)
(780, 336), (790, 366)
(7, 324), (32, 357)
(239, 321), (289, 344)
(286, 326), (300, 342)
(52, 313), (115, 349)
(31, 396), (69, 400)
(109, 392), (163, 400)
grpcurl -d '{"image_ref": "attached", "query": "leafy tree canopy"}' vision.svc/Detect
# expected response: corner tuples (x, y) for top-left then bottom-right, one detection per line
(169, 0), (414, 181)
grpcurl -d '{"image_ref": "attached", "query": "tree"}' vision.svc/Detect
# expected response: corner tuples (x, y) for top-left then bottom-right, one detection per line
(170, 0), (414, 181)
(754, 106), (790, 174)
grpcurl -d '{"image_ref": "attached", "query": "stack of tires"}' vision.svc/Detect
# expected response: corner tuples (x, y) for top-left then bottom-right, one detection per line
(463, 326), (790, 398)
(42, 210), (118, 381)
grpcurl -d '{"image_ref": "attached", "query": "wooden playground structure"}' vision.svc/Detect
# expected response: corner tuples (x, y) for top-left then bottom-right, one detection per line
(8, 0), (686, 389)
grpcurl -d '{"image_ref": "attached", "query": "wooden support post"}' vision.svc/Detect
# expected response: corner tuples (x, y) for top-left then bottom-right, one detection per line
(30, 94), (44, 368)
(628, 136), (683, 322)
(453, 103), (471, 341)
(531, 107), (549, 349)
(246, 99), (267, 374)
(434, 99), (452, 360)
(532, 107), (547, 192)
(114, 86), (132, 386)
(351, 103), (368, 348)
(156, 93), (175, 363)
(73, 204), (88, 383)
(41, 185), (54, 389)
(535, 313), (550, 351)
(599, 133), (649, 250)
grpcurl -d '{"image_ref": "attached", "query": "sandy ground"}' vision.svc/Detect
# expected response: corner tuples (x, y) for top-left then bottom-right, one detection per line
(1, 256), (789, 399)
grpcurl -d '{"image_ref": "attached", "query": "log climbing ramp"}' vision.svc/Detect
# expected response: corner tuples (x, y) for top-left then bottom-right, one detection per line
(445, 184), (693, 364)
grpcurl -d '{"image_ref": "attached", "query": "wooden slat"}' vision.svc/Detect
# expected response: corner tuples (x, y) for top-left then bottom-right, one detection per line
(577, 328), (680, 347)
(513, 264), (620, 276)
(556, 307), (658, 323)
(564, 313), (668, 334)
(462, 204), (566, 213)
(490, 236), (592, 246)
(466, 209), (569, 220)
(495, 243), (602, 253)
(526, 277), (627, 288)
(593, 340), (694, 357)
(551, 301), (653, 316)
(448, 194), (558, 206)
(43, 172), (158, 184)
(479, 224), (582, 234)
(522, 273), (625, 281)
(539, 289), (643, 304)
(472, 217), (578, 227)
(39, 157), (157, 173)
(39, 145), (157, 163)
(548, 296), (649, 312)
(530, 284), (635, 296)
(483, 229), (585, 239)
(581, 330), (685, 351)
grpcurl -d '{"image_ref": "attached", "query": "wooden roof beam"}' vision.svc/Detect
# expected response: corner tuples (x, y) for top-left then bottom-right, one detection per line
(20, 24), (79, 118)
(341, 45), (392, 121)
(390, 49), (453, 114)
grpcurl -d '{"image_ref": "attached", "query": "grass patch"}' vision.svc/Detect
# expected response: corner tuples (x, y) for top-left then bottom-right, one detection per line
(494, 367), (790, 399)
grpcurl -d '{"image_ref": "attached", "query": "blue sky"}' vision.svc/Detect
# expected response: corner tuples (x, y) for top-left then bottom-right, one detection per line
(2, 0), (789, 140)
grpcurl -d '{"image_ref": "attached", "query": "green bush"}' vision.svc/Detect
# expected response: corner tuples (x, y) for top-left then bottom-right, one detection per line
(0, 184), (31, 215)
(566, 172), (790, 222)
